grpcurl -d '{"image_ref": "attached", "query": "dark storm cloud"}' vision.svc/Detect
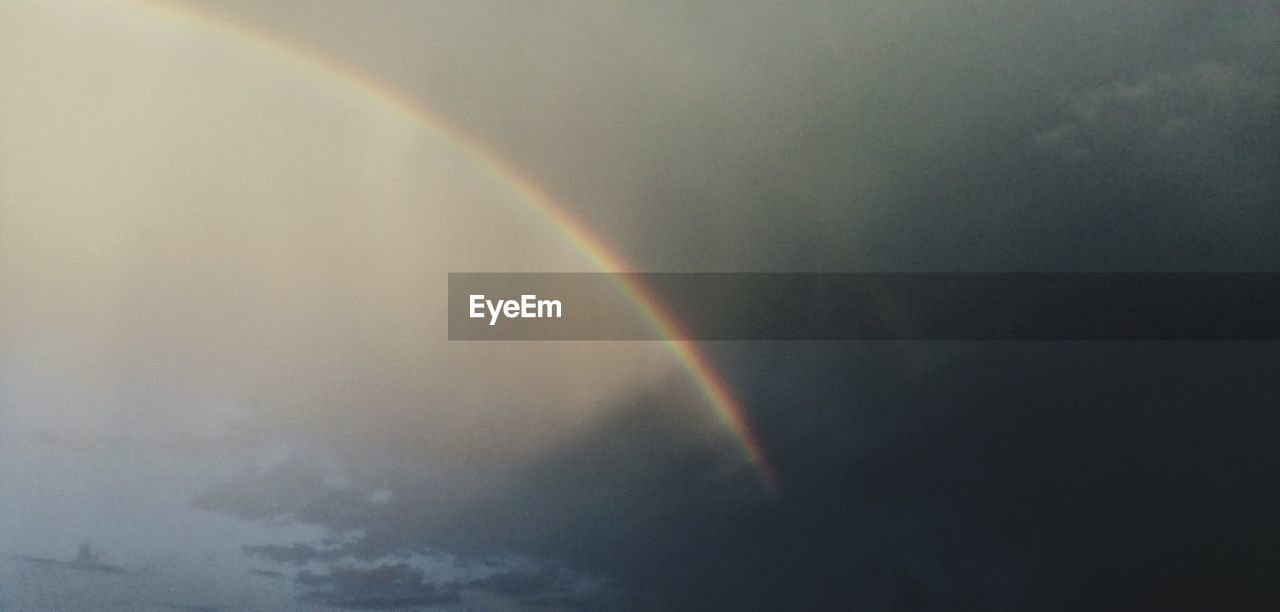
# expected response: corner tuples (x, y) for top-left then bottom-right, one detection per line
(175, 0), (1280, 609)
(9, 555), (131, 575)
(31, 429), (129, 453)
(295, 563), (458, 610)
(195, 459), (386, 532)
(248, 568), (285, 579)
(288, 559), (604, 610)
(463, 570), (574, 603)
(11, 545), (133, 575)
(154, 602), (227, 612)
(195, 377), (733, 606)
(244, 542), (354, 566)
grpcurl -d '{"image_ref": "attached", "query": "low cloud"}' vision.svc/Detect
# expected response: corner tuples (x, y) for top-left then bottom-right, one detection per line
(286, 556), (607, 610)
(10, 544), (133, 576)
(296, 563), (458, 610)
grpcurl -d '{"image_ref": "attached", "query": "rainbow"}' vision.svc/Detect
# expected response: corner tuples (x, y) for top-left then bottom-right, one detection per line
(131, 0), (780, 494)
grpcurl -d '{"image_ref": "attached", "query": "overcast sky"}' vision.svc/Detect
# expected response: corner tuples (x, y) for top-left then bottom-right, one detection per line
(3, 1), (1279, 610)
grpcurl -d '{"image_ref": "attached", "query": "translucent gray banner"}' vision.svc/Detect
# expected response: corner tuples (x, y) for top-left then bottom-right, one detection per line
(448, 273), (1280, 340)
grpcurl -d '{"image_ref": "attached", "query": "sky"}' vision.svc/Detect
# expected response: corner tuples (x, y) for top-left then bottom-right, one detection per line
(2, 0), (1279, 610)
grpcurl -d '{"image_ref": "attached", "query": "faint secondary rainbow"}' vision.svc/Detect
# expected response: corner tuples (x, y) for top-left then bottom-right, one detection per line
(132, 0), (780, 494)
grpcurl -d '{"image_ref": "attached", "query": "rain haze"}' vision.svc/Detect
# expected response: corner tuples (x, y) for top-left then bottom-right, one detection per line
(2, 0), (1279, 610)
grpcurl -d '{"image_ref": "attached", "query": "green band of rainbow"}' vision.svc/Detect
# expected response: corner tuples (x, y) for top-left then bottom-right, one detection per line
(135, 0), (780, 494)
